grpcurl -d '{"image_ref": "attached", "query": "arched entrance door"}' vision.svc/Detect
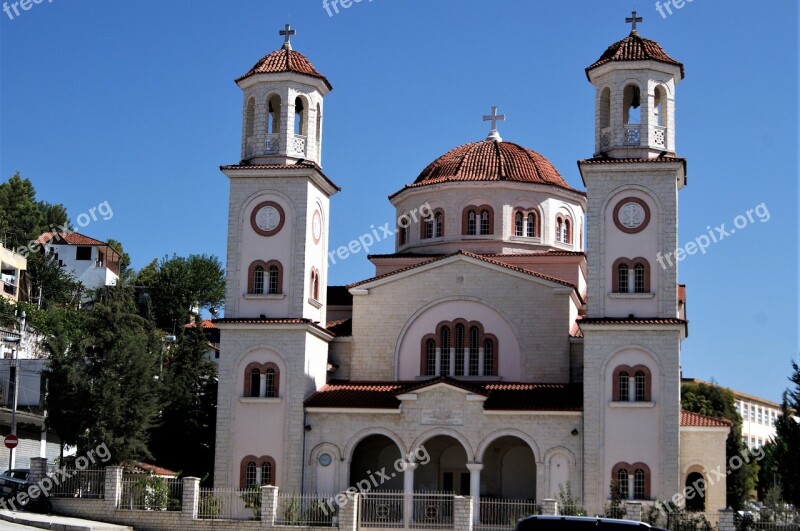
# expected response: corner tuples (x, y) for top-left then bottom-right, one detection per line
(685, 472), (706, 511)
(349, 434), (403, 491)
(413, 435), (469, 494)
(481, 436), (536, 500)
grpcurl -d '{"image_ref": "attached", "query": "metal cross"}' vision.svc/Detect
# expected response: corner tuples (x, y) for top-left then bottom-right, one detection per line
(280, 24), (296, 49)
(483, 106), (506, 141)
(626, 11), (643, 33)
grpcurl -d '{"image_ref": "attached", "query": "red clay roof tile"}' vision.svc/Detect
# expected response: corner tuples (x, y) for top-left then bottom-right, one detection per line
(680, 410), (732, 428)
(236, 47), (332, 90)
(586, 32), (684, 79)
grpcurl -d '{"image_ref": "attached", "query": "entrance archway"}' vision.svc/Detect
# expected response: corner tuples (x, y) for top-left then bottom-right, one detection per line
(349, 434), (403, 491)
(413, 435), (469, 494)
(480, 436), (536, 500)
(685, 472), (706, 511)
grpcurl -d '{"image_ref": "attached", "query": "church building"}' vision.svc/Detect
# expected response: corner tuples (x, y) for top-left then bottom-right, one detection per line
(213, 17), (731, 516)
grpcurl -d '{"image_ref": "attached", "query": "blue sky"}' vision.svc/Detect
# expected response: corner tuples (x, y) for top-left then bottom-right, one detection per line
(1, 0), (797, 402)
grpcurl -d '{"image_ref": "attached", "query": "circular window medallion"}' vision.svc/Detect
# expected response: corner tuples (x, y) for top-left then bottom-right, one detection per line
(312, 210), (322, 244)
(251, 201), (285, 237)
(318, 453), (332, 467)
(613, 197), (650, 234)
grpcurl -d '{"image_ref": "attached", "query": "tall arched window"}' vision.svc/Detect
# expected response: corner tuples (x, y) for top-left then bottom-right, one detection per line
(265, 368), (276, 398)
(623, 84), (641, 124)
(310, 269), (320, 301)
(515, 212), (524, 236)
(599, 87), (611, 129)
(526, 213), (536, 238)
(617, 263), (629, 293)
(434, 212), (443, 238)
(654, 86), (667, 127)
(440, 327), (451, 376)
(268, 266), (280, 294)
(616, 468), (629, 500)
(562, 219), (571, 244)
(613, 365), (651, 402)
(469, 327), (480, 376)
(617, 371), (630, 401)
(294, 97), (306, 135)
(467, 210), (477, 235)
(556, 217), (564, 243)
(249, 368), (260, 398)
(454, 324), (465, 376)
(261, 461), (273, 486)
(424, 339), (436, 376)
(634, 468), (646, 499)
(480, 210), (491, 235)
(245, 461), (257, 487)
(464, 206), (493, 235)
(267, 95), (281, 135)
(241, 456), (276, 488)
(634, 263), (647, 293)
(483, 338), (495, 376)
(613, 258), (650, 294)
(422, 209), (444, 239)
(634, 371), (647, 402)
(252, 266), (265, 294)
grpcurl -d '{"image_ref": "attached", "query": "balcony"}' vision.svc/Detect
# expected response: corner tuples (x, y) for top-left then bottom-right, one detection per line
(623, 124), (641, 146)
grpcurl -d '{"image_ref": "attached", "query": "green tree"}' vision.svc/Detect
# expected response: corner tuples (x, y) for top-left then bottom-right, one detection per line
(149, 317), (218, 481)
(771, 362), (800, 506)
(0, 173), (44, 250)
(45, 285), (160, 463)
(134, 254), (225, 331)
(25, 252), (82, 308)
(681, 381), (759, 509)
(106, 238), (133, 283)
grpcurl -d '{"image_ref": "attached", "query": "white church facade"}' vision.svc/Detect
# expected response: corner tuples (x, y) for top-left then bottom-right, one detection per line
(213, 18), (731, 515)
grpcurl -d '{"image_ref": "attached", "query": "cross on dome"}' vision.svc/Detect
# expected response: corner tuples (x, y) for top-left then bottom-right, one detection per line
(483, 106), (506, 142)
(280, 23), (296, 49)
(626, 11), (643, 34)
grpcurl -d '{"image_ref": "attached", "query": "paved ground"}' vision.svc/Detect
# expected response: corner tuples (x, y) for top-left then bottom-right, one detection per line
(0, 510), (133, 531)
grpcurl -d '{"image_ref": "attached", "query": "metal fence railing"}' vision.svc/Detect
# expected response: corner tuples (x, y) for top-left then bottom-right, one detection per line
(119, 475), (183, 511)
(360, 491), (405, 529)
(197, 487), (260, 521)
(275, 492), (338, 526)
(734, 510), (800, 531)
(411, 491), (454, 529)
(476, 498), (540, 530)
(48, 468), (106, 499)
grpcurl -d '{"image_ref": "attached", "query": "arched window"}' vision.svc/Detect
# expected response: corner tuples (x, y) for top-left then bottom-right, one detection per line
(261, 461), (273, 486)
(634, 468), (646, 499)
(562, 219), (571, 244)
(424, 339), (436, 376)
(613, 258), (650, 294)
(434, 212), (443, 238)
(440, 326), (451, 376)
(526, 213), (536, 238)
(267, 95), (281, 135)
(654, 86), (667, 127)
(515, 212), (524, 237)
(483, 338), (495, 376)
(454, 324), (465, 376)
(616, 468), (629, 500)
(268, 265), (280, 294)
(245, 98), (255, 139)
(555, 217), (564, 243)
(617, 371), (630, 401)
(467, 210), (477, 235)
(617, 263), (629, 293)
(623, 84), (641, 124)
(265, 368), (276, 398)
(245, 461), (257, 487)
(315, 103), (322, 146)
(599, 87), (611, 129)
(252, 266), (265, 294)
(635, 371), (647, 402)
(422, 209), (444, 240)
(480, 210), (491, 235)
(294, 97), (306, 135)
(249, 368), (261, 398)
(469, 327), (480, 376)
(310, 269), (320, 301)
(634, 262), (647, 293)
(422, 322), (497, 378)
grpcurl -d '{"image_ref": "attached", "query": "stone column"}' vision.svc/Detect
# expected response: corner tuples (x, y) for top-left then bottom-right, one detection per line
(403, 462), (418, 529)
(182, 477), (200, 520)
(626, 501), (642, 522)
(466, 463), (483, 524)
(338, 492), (359, 531)
(719, 509), (735, 531)
(541, 498), (558, 516)
(261, 485), (279, 528)
(454, 495), (474, 531)
(28, 457), (48, 486)
(104, 466), (123, 511)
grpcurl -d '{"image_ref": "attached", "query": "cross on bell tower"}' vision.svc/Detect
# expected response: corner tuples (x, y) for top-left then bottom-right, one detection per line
(280, 23), (296, 49)
(626, 11), (643, 34)
(483, 106), (506, 142)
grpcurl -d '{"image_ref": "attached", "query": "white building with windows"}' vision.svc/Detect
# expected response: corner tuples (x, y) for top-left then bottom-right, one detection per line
(213, 19), (731, 516)
(36, 232), (121, 291)
(0, 244), (27, 302)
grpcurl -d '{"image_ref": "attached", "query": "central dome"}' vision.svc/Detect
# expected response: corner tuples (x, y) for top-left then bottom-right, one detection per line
(408, 140), (576, 193)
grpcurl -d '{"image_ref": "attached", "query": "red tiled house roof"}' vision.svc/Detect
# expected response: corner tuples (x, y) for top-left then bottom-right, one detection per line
(37, 231), (109, 246)
(680, 410), (732, 428)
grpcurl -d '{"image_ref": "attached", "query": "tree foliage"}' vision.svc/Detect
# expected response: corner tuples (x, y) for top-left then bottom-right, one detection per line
(770, 362), (800, 506)
(681, 381), (759, 509)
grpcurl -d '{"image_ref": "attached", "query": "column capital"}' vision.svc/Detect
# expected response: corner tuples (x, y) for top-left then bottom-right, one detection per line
(402, 461), (419, 471)
(466, 463), (484, 472)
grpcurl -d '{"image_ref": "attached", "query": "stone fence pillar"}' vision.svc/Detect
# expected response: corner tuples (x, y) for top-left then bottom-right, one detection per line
(454, 495), (474, 531)
(104, 466), (123, 511)
(719, 509), (735, 531)
(260, 486), (279, 528)
(181, 477), (200, 520)
(29, 457), (48, 486)
(541, 499), (558, 516)
(626, 501), (642, 522)
(338, 492), (358, 531)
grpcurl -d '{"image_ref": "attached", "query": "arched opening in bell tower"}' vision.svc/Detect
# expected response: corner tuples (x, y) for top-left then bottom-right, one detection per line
(623, 84), (641, 124)
(267, 94), (281, 134)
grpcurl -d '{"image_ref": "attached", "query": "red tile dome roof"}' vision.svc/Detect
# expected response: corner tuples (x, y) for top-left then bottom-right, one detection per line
(393, 140), (578, 198)
(586, 32), (684, 79)
(236, 47), (332, 90)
